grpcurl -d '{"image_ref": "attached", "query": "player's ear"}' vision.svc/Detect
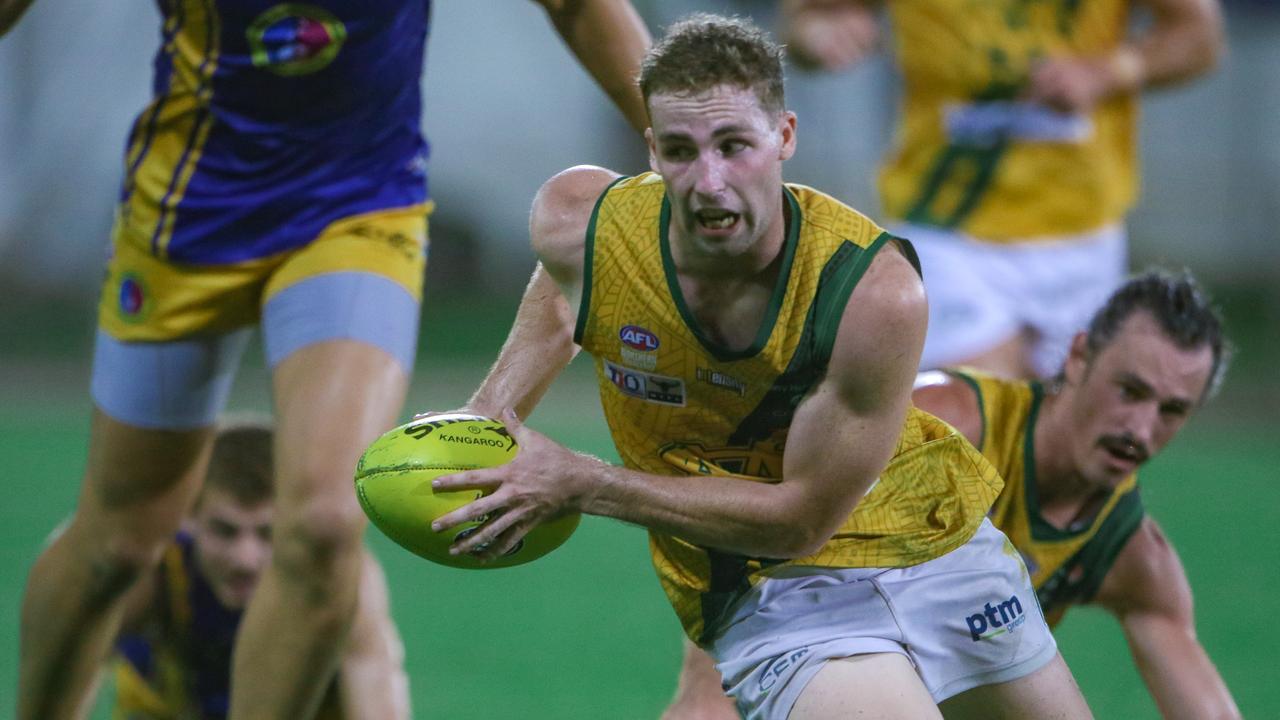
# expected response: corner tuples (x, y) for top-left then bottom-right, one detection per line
(1063, 332), (1090, 385)
(645, 127), (659, 173)
(777, 111), (797, 161)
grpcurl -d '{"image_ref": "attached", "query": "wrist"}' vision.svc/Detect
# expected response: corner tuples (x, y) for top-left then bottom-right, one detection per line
(1108, 46), (1146, 93)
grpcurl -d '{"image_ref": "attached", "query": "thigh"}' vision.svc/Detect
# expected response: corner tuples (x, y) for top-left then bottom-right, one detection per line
(261, 203), (430, 373)
(791, 653), (941, 720)
(939, 653), (1092, 720)
(74, 408), (214, 546)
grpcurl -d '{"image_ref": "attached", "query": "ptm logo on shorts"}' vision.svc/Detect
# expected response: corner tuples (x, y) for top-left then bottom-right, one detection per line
(758, 646), (810, 695)
(965, 595), (1026, 641)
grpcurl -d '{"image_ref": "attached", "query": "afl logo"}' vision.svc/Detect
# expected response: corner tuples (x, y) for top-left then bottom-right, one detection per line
(247, 4), (347, 76)
(118, 273), (147, 320)
(619, 325), (659, 352)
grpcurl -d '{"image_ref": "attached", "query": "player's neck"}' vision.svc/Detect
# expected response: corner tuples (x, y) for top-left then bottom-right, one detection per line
(668, 198), (790, 352)
(1032, 390), (1109, 528)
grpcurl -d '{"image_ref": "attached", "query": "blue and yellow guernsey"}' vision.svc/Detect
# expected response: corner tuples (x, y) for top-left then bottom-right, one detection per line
(119, 0), (430, 264)
(880, 0), (1135, 240)
(113, 533), (340, 719)
(574, 173), (1005, 643)
(949, 369), (1145, 627)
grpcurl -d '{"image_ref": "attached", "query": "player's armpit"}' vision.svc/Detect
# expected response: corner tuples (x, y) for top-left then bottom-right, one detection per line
(1095, 519), (1241, 720)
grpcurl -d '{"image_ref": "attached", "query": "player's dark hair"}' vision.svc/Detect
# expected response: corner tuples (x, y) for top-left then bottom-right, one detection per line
(1085, 269), (1231, 401)
(201, 420), (274, 507)
(639, 13), (786, 117)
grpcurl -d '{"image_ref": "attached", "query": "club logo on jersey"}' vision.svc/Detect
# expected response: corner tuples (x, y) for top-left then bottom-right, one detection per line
(964, 594), (1026, 641)
(247, 4), (348, 76)
(660, 438), (785, 480)
(696, 367), (748, 397)
(604, 361), (685, 406)
(619, 325), (660, 352)
(117, 272), (150, 322)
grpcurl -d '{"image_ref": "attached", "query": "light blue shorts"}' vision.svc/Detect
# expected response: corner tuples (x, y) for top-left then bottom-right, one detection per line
(91, 271), (419, 430)
(710, 520), (1058, 720)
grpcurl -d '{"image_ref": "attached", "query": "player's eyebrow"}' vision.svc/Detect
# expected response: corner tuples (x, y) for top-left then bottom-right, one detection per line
(657, 124), (756, 144)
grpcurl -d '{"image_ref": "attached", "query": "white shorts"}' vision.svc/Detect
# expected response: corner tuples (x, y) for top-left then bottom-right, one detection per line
(892, 221), (1127, 377)
(709, 520), (1057, 720)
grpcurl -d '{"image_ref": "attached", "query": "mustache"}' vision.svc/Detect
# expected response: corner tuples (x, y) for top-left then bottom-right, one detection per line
(1098, 434), (1150, 464)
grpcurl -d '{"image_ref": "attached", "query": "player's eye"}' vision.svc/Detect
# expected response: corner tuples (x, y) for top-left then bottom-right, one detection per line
(1118, 383), (1143, 401)
(662, 145), (695, 161)
(210, 521), (238, 539)
(721, 139), (748, 155)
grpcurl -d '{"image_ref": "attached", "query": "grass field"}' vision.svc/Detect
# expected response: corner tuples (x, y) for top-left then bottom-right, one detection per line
(1, 295), (1276, 718)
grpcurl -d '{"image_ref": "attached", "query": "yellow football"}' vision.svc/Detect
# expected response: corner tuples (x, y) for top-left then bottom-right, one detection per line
(354, 413), (580, 569)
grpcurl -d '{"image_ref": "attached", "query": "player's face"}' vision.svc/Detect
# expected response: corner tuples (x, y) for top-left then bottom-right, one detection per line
(646, 84), (796, 260)
(191, 487), (274, 610)
(1064, 311), (1214, 488)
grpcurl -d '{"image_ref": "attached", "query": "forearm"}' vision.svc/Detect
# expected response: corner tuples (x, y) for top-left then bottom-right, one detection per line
(1123, 616), (1241, 720)
(468, 265), (579, 420)
(0, 0), (37, 37)
(580, 459), (829, 558)
(540, 0), (651, 134)
(1114, 0), (1224, 93)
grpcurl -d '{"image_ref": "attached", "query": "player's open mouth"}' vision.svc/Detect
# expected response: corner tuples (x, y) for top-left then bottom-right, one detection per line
(695, 209), (739, 231)
(1099, 437), (1147, 466)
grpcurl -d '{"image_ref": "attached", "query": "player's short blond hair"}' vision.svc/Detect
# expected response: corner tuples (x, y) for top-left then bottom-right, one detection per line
(639, 13), (786, 118)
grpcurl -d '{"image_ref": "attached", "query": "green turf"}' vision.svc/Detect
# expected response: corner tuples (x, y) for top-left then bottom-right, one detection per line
(1, 290), (1276, 716)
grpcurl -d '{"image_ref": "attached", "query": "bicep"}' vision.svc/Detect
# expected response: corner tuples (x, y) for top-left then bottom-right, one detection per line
(783, 248), (927, 524)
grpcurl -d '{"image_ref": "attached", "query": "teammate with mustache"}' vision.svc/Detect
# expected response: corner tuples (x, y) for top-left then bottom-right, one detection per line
(666, 270), (1241, 720)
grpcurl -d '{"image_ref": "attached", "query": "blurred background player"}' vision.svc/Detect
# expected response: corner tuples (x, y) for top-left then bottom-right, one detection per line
(667, 269), (1241, 720)
(5, 2), (651, 718)
(111, 421), (408, 720)
(779, 0), (1225, 377)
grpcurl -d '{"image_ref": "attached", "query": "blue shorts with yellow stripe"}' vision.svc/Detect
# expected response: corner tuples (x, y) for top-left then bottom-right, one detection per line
(92, 202), (431, 430)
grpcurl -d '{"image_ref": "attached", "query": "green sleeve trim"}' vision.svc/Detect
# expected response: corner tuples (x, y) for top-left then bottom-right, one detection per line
(1078, 489), (1146, 603)
(945, 369), (987, 452)
(572, 176), (628, 346)
(811, 231), (894, 366)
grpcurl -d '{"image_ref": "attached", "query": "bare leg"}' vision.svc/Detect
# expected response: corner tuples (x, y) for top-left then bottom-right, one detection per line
(789, 653), (942, 720)
(662, 638), (738, 720)
(336, 548), (411, 720)
(17, 409), (214, 720)
(228, 340), (408, 719)
(940, 653), (1093, 720)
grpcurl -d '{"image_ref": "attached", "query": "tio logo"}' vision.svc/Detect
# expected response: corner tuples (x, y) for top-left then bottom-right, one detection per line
(965, 595), (1025, 641)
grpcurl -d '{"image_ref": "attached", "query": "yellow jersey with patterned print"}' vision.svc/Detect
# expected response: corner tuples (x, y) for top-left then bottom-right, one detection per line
(948, 368), (1145, 627)
(574, 173), (1005, 642)
(880, 0), (1135, 240)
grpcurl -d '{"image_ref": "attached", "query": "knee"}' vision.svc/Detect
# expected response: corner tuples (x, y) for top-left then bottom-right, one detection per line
(274, 494), (367, 579)
(71, 522), (170, 605)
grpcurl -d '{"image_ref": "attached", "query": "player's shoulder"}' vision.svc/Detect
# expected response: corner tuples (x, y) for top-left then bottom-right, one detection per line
(1095, 517), (1193, 619)
(530, 165), (624, 266)
(912, 370), (983, 445)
